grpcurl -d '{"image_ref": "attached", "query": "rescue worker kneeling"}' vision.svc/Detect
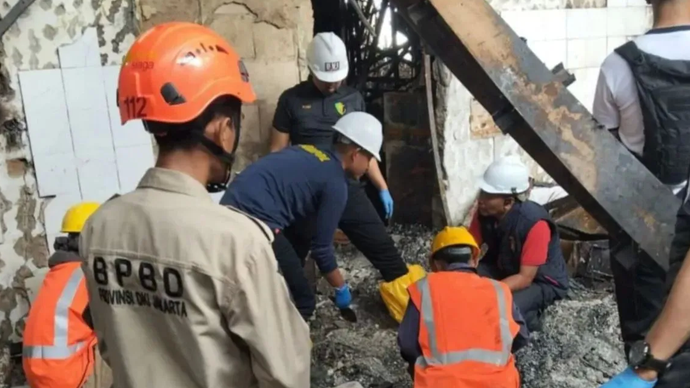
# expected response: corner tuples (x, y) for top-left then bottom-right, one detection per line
(397, 226), (529, 387)
(23, 202), (112, 388)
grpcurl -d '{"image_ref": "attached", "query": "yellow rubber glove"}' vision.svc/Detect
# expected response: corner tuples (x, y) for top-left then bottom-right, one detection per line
(379, 264), (427, 323)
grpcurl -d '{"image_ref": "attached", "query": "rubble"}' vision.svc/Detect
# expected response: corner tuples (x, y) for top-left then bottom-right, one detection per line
(311, 225), (627, 388)
(1, 226), (627, 388)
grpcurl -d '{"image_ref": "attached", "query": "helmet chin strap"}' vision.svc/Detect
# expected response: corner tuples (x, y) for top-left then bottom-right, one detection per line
(192, 133), (236, 193)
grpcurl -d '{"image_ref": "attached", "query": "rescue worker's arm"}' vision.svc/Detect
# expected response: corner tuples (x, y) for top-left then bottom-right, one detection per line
(367, 159), (394, 219)
(225, 242), (311, 387)
(634, 180), (690, 381)
(397, 301), (421, 379)
(366, 159), (388, 191)
(502, 221), (550, 292)
(592, 68), (622, 138)
(312, 181), (348, 287)
(350, 91), (389, 191)
(270, 130), (290, 153)
(639, 249), (690, 381)
(510, 302), (530, 353)
(270, 92), (292, 153)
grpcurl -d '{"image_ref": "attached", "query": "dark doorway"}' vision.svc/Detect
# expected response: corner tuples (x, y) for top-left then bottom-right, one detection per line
(309, 0), (432, 226)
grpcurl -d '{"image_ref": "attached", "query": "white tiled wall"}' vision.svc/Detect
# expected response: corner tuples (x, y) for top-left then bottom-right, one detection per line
(502, 6), (651, 109)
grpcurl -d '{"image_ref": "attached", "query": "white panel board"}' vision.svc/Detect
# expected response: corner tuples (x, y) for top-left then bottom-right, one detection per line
(62, 67), (115, 157)
(115, 145), (155, 193)
(32, 153), (80, 197)
(18, 69), (74, 158)
(76, 149), (121, 202)
(102, 66), (151, 148)
(58, 28), (101, 69)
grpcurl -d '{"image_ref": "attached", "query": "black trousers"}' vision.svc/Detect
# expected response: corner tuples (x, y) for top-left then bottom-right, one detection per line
(272, 228), (315, 320)
(339, 181), (408, 282)
(478, 262), (564, 331)
(271, 181), (408, 318)
(609, 237), (667, 355)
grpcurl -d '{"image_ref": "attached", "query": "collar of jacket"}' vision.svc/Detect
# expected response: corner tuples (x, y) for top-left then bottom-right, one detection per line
(137, 167), (213, 203)
(445, 262), (478, 273)
(48, 250), (81, 268)
(496, 200), (525, 230)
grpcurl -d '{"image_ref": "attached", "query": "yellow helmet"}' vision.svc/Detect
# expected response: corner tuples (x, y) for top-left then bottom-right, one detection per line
(431, 226), (480, 259)
(61, 202), (100, 233)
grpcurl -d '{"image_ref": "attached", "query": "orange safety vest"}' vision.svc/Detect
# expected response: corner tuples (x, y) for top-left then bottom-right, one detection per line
(23, 261), (98, 388)
(408, 272), (521, 388)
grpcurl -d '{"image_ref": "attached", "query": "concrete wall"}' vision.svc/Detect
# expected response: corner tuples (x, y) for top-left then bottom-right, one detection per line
(0, 0), (312, 355)
(140, 0), (313, 171)
(434, 0), (653, 226)
(0, 0), (138, 351)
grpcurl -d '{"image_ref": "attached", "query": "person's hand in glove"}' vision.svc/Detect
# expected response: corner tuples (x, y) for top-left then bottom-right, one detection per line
(334, 284), (352, 309)
(379, 190), (394, 219)
(600, 367), (657, 388)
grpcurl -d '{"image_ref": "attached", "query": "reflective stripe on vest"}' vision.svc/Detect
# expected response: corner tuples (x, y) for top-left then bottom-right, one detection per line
(23, 266), (88, 360)
(415, 276), (513, 367)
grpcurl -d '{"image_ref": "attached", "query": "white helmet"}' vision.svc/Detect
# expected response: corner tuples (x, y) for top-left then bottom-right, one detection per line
(307, 32), (349, 83)
(479, 156), (530, 194)
(332, 112), (383, 161)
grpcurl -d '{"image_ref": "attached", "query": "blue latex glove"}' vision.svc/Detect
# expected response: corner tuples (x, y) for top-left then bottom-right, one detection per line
(379, 190), (394, 219)
(334, 284), (352, 309)
(600, 367), (657, 388)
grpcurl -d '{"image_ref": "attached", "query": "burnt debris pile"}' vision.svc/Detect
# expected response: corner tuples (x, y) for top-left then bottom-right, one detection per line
(311, 225), (625, 388)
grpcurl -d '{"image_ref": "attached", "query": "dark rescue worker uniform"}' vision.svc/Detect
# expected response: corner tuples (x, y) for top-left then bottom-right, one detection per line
(471, 200), (569, 329)
(397, 263), (528, 387)
(80, 168), (311, 388)
(649, 174), (690, 387)
(222, 145), (348, 318)
(273, 80), (409, 282)
(599, 32), (690, 359)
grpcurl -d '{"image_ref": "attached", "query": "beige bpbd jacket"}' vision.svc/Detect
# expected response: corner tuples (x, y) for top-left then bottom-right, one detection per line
(79, 168), (311, 388)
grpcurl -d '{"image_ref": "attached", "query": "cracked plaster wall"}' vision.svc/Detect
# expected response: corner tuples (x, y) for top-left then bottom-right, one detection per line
(0, 0), (310, 348)
(435, 0), (653, 226)
(140, 0), (314, 171)
(0, 0), (138, 348)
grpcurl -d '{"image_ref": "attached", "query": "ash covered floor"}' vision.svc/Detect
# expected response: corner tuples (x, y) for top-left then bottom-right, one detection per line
(311, 225), (627, 388)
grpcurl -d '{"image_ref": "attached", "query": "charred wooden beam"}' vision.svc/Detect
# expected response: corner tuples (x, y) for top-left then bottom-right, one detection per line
(392, 0), (679, 269)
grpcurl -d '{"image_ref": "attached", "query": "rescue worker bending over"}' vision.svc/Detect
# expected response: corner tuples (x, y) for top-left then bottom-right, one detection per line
(398, 226), (529, 386)
(469, 157), (569, 330)
(269, 32), (425, 323)
(79, 23), (310, 388)
(222, 111), (382, 320)
(23, 202), (112, 388)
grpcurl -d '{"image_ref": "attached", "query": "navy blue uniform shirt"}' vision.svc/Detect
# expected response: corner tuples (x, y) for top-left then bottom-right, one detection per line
(273, 81), (365, 146)
(222, 145), (348, 274)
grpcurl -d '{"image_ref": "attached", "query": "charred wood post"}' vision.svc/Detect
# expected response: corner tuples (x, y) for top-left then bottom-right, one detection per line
(392, 0), (680, 270)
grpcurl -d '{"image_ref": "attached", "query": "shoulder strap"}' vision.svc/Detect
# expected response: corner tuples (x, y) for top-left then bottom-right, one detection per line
(222, 205), (273, 242)
(614, 41), (644, 66)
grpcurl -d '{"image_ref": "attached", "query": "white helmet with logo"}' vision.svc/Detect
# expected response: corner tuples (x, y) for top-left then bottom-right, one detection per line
(332, 112), (383, 161)
(479, 156), (530, 194)
(307, 32), (349, 83)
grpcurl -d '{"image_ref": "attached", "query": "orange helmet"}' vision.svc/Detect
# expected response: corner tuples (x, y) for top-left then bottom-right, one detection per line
(117, 22), (256, 125)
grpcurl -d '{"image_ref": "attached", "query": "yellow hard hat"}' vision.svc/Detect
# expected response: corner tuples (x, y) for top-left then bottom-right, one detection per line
(61, 202), (100, 233)
(431, 226), (479, 259)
